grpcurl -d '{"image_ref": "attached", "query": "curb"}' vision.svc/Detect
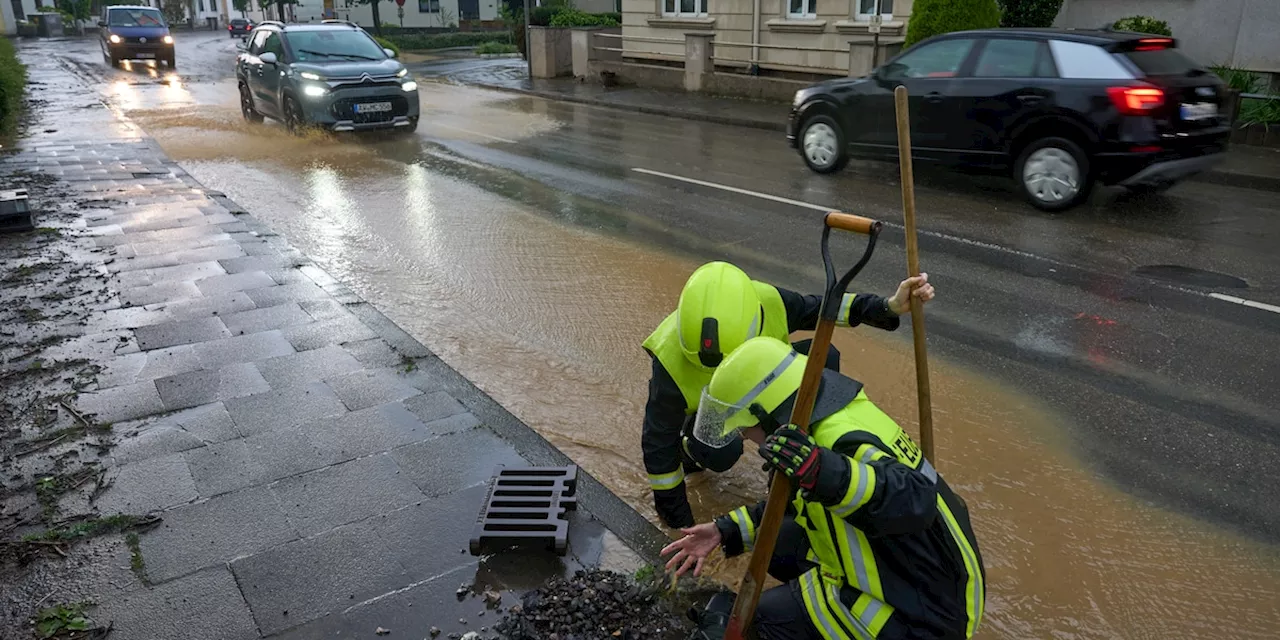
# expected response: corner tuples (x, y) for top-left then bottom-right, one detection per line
(1190, 168), (1280, 193)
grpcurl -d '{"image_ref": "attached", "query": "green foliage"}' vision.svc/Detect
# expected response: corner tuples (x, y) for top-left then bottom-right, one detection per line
(997, 0), (1060, 28)
(475, 40), (518, 54)
(161, 0), (187, 24)
(35, 603), (93, 639)
(904, 0), (1001, 47)
(529, 5), (559, 26)
(383, 31), (508, 51)
(232, 0), (250, 13)
(1111, 15), (1171, 36)
(0, 37), (26, 139)
(547, 9), (619, 27)
(1239, 96), (1280, 128)
(373, 35), (399, 56)
(23, 514), (153, 543)
(1210, 64), (1263, 94)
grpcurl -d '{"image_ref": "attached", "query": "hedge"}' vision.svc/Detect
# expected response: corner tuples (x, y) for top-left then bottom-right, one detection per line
(547, 9), (619, 27)
(383, 31), (509, 51)
(904, 0), (1001, 47)
(1111, 15), (1172, 36)
(0, 37), (26, 139)
(373, 36), (400, 57)
(997, 0), (1061, 28)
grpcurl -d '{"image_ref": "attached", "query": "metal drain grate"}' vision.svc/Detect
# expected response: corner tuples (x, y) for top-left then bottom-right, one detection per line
(470, 465), (578, 557)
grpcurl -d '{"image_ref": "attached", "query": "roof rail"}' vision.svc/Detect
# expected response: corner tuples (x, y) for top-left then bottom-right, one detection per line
(258, 20), (285, 27)
(320, 19), (360, 27)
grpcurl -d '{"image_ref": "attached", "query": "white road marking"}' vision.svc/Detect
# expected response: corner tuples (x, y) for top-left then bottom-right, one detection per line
(631, 167), (1280, 316)
(1210, 293), (1280, 315)
(430, 122), (518, 145)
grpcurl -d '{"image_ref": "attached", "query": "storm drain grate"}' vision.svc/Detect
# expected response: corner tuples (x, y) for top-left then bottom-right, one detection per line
(470, 465), (578, 557)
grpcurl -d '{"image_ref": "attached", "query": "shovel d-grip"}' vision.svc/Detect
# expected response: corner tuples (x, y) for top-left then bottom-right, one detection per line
(723, 211), (882, 640)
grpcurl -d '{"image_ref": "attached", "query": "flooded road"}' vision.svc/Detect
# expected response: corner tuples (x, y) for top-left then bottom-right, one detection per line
(25, 33), (1280, 638)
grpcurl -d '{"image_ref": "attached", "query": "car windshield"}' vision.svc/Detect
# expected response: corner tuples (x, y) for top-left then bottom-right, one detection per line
(1120, 49), (1203, 76)
(109, 8), (164, 27)
(232, 19), (249, 25)
(287, 30), (386, 62)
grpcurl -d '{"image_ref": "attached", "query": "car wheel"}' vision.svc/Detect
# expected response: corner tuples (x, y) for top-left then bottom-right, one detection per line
(1015, 137), (1093, 212)
(799, 114), (848, 174)
(400, 117), (419, 134)
(283, 96), (306, 135)
(165, 56), (176, 70)
(239, 83), (264, 124)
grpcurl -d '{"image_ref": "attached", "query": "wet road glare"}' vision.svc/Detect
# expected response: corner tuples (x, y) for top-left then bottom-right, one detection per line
(31, 32), (1280, 639)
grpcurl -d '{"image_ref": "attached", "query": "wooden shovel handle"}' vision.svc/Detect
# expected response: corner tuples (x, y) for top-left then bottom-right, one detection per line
(824, 212), (877, 235)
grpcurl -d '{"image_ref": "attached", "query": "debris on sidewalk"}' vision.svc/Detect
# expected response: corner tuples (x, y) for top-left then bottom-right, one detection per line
(493, 570), (693, 640)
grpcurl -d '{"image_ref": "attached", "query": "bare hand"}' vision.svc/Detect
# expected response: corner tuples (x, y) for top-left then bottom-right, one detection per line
(888, 273), (934, 315)
(659, 523), (722, 578)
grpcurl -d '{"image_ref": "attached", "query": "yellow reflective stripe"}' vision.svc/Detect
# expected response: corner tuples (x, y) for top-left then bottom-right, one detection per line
(938, 496), (985, 636)
(730, 506), (756, 549)
(835, 292), (857, 328)
(800, 570), (854, 640)
(825, 582), (877, 640)
(647, 466), (685, 491)
(852, 592), (894, 637)
(829, 461), (876, 519)
(855, 444), (889, 463)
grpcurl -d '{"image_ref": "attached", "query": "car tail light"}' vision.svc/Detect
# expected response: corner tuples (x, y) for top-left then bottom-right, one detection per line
(1130, 145), (1162, 153)
(1135, 38), (1173, 51)
(1107, 86), (1164, 115)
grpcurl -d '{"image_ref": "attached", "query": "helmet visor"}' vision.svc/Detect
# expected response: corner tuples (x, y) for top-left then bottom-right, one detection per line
(693, 387), (749, 449)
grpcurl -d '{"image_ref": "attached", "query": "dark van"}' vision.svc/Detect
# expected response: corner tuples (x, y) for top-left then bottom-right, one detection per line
(99, 5), (176, 69)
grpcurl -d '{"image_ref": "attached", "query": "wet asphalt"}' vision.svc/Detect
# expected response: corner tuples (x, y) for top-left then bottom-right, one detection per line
(27, 31), (1280, 548)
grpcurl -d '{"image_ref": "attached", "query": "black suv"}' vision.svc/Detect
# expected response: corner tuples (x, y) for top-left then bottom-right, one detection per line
(236, 21), (420, 134)
(788, 29), (1229, 211)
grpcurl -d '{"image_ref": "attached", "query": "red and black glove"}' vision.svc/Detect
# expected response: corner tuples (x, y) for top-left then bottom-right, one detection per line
(758, 427), (850, 504)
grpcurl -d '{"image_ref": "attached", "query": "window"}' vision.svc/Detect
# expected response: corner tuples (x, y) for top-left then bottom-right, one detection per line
(249, 29), (270, 53)
(261, 32), (285, 58)
(856, 0), (892, 19)
(418, 0), (439, 12)
(884, 38), (975, 79)
(972, 39), (1046, 78)
(663, 0), (707, 18)
(108, 7), (165, 26)
(788, 0), (813, 18)
(288, 30), (388, 61)
(1049, 40), (1133, 80)
(1120, 49), (1201, 76)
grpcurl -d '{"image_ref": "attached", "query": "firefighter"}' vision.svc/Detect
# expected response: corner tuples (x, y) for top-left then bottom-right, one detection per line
(662, 336), (984, 640)
(643, 261), (933, 528)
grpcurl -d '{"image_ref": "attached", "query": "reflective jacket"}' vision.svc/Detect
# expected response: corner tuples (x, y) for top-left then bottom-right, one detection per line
(716, 382), (985, 639)
(641, 283), (900, 528)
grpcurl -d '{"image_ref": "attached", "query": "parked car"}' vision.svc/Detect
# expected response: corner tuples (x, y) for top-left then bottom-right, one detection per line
(229, 18), (254, 39)
(98, 5), (175, 69)
(235, 20), (420, 134)
(788, 28), (1229, 211)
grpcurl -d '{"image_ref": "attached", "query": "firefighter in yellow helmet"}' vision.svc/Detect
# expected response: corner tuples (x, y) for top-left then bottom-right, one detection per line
(662, 337), (984, 640)
(642, 262), (933, 528)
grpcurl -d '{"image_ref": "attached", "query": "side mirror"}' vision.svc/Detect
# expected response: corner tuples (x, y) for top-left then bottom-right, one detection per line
(383, 47), (396, 58)
(259, 52), (278, 65)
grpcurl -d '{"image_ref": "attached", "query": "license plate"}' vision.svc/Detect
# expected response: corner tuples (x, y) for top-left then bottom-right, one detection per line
(1181, 102), (1217, 121)
(137, 53), (156, 59)
(354, 102), (392, 114)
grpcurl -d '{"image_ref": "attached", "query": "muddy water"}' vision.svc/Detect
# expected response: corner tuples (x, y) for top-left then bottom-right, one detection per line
(116, 87), (1280, 639)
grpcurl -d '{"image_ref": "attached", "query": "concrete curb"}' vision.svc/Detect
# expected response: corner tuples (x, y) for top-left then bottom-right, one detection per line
(1190, 168), (1280, 193)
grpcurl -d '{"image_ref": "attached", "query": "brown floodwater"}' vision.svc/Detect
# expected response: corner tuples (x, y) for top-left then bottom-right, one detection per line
(116, 82), (1280, 639)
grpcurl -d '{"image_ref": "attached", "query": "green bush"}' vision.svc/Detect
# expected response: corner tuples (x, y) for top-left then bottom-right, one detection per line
(904, 0), (1001, 47)
(383, 31), (508, 51)
(529, 5), (561, 26)
(373, 35), (400, 57)
(1210, 64), (1263, 94)
(1111, 15), (1171, 36)
(475, 41), (518, 54)
(547, 9), (619, 27)
(0, 37), (26, 138)
(997, 0), (1061, 28)
(1239, 96), (1280, 128)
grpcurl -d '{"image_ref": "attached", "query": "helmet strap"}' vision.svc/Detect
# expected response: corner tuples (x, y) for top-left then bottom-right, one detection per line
(749, 403), (782, 436)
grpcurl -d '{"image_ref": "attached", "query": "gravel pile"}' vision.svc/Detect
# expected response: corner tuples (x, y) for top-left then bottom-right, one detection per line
(494, 570), (692, 640)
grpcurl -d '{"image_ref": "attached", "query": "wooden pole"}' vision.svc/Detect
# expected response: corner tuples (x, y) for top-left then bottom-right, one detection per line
(893, 85), (935, 462)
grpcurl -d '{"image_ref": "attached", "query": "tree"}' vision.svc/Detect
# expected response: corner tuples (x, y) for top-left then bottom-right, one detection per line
(904, 0), (1001, 48)
(258, 0), (297, 21)
(1111, 15), (1171, 36)
(161, 0), (187, 25)
(232, 0), (250, 17)
(55, 0), (92, 35)
(351, 0), (384, 35)
(997, 0), (1061, 28)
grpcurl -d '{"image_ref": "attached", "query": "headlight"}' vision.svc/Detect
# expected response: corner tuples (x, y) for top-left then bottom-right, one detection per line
(401, 81), (417, 92)
(162, 35), (174, 44)
(793, 90), (804, 107)
(396, 68), (407, 77)
(299, 71), (322, 81)
(109, 34), (122, 44)
(302, 85), (328, 97)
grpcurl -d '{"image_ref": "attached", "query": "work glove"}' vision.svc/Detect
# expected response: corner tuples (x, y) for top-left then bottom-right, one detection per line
(759, 427), (850, 504)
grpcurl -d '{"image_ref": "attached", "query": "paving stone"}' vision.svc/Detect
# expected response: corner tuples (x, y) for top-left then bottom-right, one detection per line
(218, 253), (299, 275)
(74, 380), (165, 424)
(170, 402), (241, 444)
(129, 232), (237, 257)
(297, 299), (349, 321)
(184, 421), (344, 497)
(325, 369), (421, 411)
(95, 452), (198, 515)
(109, 421), (206, 466)
(402, 390), (469, 425)
(87, 306), (171, 332)
(350, 484), (490, 582)
(155, 362), (270, 412)
(134, 316), (231, 351)
(130, 344), (204, 381)
(280, 314), (378, 351)
(231, 519), (409, 636)
(153, 291), (257, 322)
(93, 352), (149, 390)
(120, 281), (202, 308)
(390, 427), (526, 498)
(224, 381), (347, 436)
(306, 403), (435, 460)
(218, 302), (312, 336)
(195, 271), (277, 297)
(244, 281), (329, 306)
(190, 330), (296, 370)
(139, 485), (298, 583)
(341, 337), (403, 368)
(111, 243), (245, 273)
(92, 567), (259, 640)
(111, 260), (226, 289)
(270, 453), (424, 537)
(256, 345), (362, 389)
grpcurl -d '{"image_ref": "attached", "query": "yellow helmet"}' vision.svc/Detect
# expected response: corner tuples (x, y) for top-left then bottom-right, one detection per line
(676, 262), (763, 372)
(692, 337), (806, 448)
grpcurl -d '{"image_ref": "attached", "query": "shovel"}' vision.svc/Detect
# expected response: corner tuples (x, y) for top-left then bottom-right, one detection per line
(722, 211), (883, 639)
